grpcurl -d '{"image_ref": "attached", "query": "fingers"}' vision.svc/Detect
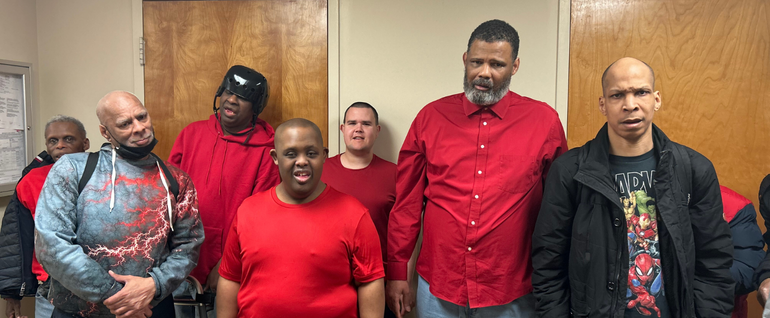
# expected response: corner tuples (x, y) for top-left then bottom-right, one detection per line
(109, 270), (128, 283)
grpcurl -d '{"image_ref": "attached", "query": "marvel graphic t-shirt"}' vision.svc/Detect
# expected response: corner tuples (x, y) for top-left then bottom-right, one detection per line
(610, 150), (670, 318)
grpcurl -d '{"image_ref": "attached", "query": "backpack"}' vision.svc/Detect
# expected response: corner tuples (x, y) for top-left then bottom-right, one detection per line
(78, 151), (179, 198)
(0, 151), (54, 299)
(0, 150), (179, 299)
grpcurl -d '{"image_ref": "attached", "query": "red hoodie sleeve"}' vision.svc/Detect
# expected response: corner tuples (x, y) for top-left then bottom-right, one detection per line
(252, 147), (280, 195)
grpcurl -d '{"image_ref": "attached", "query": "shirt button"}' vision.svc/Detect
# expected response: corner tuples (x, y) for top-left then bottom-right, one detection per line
(607, 282), (615, 291)
(613, 218), (621, 227)
(478, 170), (482, 175)
(467, 247), (472, 251)
(481, 145), (485, 148)
(483, 122), (487, 126)
(471, 221), (476, 225)
(474, 195), (479, 199)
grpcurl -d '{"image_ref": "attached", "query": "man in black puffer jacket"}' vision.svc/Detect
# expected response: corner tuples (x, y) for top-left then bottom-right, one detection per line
(532, 57), (734, 318)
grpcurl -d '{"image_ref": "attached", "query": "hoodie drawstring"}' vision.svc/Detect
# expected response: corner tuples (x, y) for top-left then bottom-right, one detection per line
(110, 148), (117, 212)
(206, 137), (218, 185)
(219, 142), (228, 196)
(156, 161), (174, 232)
(109, 147), (174, 231)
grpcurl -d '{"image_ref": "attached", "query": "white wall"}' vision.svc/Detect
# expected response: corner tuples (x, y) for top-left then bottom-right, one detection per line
(337, 0), (562, 163)
(0, 0), (40, 216)
(36, 0), (136, 149)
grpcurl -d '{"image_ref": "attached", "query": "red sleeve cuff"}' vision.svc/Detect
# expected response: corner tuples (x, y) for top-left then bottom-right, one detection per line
(386, 261), (408, 280)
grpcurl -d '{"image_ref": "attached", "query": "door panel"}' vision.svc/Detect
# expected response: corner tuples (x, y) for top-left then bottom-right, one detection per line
(143, 0), (328, 160)
(569, 1), (770, 315)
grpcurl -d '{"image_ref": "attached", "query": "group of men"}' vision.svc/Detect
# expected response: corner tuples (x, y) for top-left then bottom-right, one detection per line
(1, 18), (769, 318)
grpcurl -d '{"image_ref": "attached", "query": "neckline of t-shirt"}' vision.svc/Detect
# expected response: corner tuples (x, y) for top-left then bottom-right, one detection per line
(270, 184), (332, 208)
(609, 149), (655, 163)
(336, 153), (377, 171)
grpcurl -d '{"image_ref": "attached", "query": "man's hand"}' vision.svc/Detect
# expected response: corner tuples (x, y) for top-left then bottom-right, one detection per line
(205, 260), (222, 293)
(104, 271), (155, 318)
(758, 278), (770, 306)
(4, 298), (26, 318)
(386, 280), (412, 318)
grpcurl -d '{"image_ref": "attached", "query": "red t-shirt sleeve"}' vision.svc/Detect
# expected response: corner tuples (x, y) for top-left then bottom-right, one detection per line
(219, 213), (243, 282)
(351, 211), (385, 283)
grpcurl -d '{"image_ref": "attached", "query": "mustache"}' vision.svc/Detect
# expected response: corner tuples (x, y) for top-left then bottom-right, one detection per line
(471, 78), (493, 88)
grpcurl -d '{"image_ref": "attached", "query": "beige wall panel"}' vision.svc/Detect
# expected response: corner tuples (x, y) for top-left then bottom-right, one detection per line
(36, 0), (135, 151)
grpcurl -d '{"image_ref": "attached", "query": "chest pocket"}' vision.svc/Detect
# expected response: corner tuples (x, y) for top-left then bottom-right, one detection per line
(497, 155), (540, 194)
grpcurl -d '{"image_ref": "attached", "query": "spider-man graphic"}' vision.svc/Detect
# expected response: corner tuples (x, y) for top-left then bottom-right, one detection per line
(627, 252), (662, 317)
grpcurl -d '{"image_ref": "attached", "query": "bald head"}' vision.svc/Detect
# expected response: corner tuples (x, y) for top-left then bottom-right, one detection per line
(96, 91), (144, 124)
(96, 90), (155, 149)
(601, 57), (655, 94)
(275, 118), (324, 148)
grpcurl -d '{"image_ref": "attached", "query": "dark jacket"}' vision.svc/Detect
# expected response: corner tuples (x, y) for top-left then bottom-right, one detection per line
(0, 151), (54, 299)
(532, 124), (734, 318)
(753, 175), (770, 286)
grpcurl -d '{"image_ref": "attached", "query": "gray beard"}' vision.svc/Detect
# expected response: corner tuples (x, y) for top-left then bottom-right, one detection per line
(463, 73), (511, 106)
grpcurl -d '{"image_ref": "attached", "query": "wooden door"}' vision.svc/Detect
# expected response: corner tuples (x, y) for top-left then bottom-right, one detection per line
(568, 0), (770, 315)
(143, 0), (328, 160)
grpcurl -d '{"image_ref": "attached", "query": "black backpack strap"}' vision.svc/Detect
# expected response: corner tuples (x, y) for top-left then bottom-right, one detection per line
(672, 144), (692, 206)
(151, 153), (179, 199)
(78, 152), (100, 194)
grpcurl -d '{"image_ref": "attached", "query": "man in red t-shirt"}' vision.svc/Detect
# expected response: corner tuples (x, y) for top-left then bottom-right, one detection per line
(217, 118), (385, 318)
(322, 102), (419, 318)
(4, 115), (90, 318)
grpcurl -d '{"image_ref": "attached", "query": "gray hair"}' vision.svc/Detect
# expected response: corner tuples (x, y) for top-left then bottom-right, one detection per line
(45, 115), (87, 138)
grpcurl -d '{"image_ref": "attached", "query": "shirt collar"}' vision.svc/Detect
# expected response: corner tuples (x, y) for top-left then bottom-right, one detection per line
(462, 91), (513, 119)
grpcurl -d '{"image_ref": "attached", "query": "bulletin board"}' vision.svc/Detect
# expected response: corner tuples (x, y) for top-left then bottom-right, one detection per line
(0, 60), (34, 197)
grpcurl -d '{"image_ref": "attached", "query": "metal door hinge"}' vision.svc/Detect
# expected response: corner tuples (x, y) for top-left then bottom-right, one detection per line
(139, 37), (145, 67)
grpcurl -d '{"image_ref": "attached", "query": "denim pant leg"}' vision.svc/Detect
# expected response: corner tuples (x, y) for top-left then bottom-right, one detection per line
(416, 275), (536, 318)
(471, 293), (536, 318)
(416, 275), (464, 318)
(35, 293), (54, 318)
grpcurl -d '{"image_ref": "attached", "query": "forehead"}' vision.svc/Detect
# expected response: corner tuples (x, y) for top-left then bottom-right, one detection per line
(467, 40), (513, 62)
(45, 121), (80, 137)
(106, 98), (146, 121)
(346, 107), (376, 121)
(604, 63), (653, 90)
(276, 126), (323, 150)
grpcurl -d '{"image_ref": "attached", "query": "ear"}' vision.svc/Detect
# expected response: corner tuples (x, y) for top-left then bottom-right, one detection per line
(99, 125), (111, 142)
(599, 97), (607, 116)
(83, 138), (90, 151)
(323, 147), (329, 160)
(653, 91), (662, 112)
(462, 51), (468, 65)
(376, 125), (381, 133)
(510, 57), (521, 76)
(270, 149), (278, 165)
(339, 123), (344, 132)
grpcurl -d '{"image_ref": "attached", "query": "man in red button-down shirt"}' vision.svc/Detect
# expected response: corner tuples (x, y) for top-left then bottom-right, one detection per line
(386, 19), (567, 318)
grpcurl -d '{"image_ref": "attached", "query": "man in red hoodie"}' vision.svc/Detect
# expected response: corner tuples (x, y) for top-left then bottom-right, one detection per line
(169, 65), (280, 315)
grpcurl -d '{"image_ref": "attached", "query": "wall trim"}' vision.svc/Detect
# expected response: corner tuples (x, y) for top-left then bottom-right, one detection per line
(556, 0), (570, 136)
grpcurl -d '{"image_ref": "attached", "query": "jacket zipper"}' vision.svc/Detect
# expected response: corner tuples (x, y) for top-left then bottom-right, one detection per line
(609, 206), (623, 318)
(19, 282), (25, 297)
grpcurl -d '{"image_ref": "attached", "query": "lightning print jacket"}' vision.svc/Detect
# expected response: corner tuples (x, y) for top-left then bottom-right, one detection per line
(35, 144), (204, 317)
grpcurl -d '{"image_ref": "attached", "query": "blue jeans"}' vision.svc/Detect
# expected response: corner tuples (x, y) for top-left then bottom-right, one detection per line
(35, 293), (54, 318)
(416, 275), (536, 318)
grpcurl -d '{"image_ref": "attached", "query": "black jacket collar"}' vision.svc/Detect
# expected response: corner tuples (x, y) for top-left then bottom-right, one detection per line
(575, 123), (673, 209)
